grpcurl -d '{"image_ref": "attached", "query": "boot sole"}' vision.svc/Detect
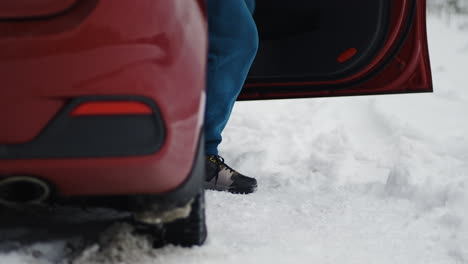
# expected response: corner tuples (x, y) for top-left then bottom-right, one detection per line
(204, 182), (257, 194)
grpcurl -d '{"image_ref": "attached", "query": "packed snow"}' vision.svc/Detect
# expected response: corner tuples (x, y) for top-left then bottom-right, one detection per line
(1, 15), (468, 264)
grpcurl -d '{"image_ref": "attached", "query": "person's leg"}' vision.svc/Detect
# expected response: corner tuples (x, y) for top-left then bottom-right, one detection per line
(204, 0), (258, 156)
(203, 0), (259, 194)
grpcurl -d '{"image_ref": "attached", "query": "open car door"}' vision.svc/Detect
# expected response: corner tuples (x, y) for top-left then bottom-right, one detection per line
(240, 0), (432, 100)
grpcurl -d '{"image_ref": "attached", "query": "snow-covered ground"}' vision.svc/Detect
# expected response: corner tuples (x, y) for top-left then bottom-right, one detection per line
(2, 15), (468, 264)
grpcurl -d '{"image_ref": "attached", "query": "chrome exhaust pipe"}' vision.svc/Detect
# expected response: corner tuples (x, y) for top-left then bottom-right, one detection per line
(0, 176), (51, 206)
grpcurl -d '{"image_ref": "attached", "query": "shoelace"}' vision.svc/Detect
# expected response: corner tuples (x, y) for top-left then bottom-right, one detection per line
(209, 155), (236, 185)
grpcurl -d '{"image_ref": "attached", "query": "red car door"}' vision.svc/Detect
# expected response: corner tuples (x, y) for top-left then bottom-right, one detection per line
(240, 0), (432, 100)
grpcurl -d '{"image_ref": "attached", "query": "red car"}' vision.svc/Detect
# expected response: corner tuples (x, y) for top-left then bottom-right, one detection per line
(0, 0), (431, 247)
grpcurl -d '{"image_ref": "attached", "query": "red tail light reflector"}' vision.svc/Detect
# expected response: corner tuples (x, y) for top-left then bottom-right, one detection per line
(71, 101), (153, 116)
(337, 48), (358, 63)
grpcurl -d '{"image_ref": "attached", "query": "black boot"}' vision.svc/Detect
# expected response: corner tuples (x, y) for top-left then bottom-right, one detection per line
(204, 155), (257, 194)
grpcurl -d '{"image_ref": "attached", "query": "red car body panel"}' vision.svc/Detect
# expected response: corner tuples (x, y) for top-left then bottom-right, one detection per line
(240, 0), (432, 100)
(0, 0), (207, 196)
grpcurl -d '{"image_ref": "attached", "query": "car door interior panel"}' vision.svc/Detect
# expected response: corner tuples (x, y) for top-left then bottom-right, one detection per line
(242, 0), (431, 100)
(250, 0), (391, 81)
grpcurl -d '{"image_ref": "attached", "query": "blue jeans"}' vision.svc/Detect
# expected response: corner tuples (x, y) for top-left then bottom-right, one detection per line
(204, 0), (259, 156)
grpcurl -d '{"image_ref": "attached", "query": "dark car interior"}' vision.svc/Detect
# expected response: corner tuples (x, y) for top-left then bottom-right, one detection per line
(249, 0), (391, 82)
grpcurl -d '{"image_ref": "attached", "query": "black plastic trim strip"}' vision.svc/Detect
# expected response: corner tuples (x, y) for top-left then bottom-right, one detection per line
(0, 96), (166, 159)
(0, 0), (87, 22)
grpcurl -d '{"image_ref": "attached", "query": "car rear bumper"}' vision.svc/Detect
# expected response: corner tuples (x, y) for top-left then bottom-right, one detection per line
(0, 0), (207, 196)
(55, 131), (206, 212)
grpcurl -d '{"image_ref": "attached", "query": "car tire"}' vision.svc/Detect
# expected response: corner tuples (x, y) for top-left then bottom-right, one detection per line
(163, 189), (207, 247)
(132, 132), (207, 247)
